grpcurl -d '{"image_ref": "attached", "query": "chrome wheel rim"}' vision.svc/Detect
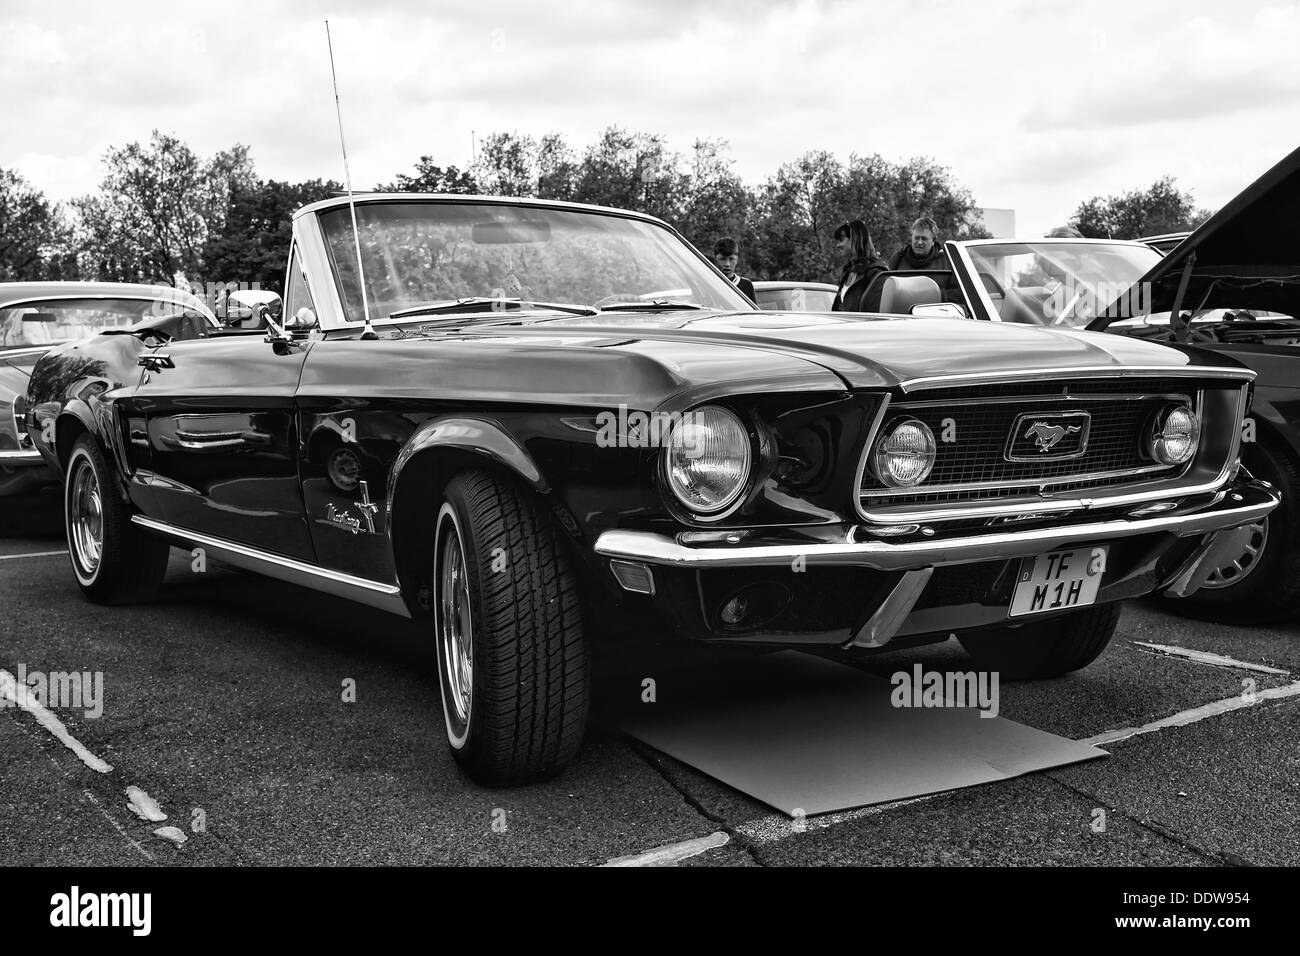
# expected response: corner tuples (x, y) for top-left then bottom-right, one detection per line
(1201, 518), (1268, 589)
(68, 454), (104, 578)
(436, 506), (474, 742)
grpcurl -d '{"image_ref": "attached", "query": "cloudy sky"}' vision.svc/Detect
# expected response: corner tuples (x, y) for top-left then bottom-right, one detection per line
(2, 0), (1297, 236)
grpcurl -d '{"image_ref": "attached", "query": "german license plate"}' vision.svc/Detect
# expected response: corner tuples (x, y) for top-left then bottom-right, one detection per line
(1008, 546), (1108, 618)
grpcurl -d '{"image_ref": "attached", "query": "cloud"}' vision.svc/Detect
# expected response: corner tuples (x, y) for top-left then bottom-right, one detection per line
(0, 0), (1296, 240)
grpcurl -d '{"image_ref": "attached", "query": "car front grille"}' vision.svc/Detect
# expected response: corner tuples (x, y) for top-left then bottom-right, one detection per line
(858, 378), (1201, 512)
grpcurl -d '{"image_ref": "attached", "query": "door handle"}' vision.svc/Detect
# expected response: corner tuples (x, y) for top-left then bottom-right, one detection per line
(138, 353), (174, 371)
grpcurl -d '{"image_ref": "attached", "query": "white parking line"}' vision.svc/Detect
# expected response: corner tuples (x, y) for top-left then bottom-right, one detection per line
(736, 795), (939, 845)
(0, 550), (66, 561)
(1083, 680), (1300, 747)
(602, 831), (729, 866)
(1132, 641), (1290, 675)
(0, 669), (113, 773)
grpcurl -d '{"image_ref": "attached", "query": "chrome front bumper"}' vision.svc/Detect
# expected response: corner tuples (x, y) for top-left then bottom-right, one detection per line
(594, 480), (1278, 572)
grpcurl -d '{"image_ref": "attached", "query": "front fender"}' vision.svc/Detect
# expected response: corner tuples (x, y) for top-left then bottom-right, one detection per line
(384, 415), (549, 616)
(387, 416), (548, 504)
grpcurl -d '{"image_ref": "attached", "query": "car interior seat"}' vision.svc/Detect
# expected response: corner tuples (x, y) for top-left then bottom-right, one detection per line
(878, 275), (944, 315)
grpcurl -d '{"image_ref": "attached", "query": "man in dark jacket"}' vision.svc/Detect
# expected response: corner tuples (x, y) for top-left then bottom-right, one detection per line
(713, 237), (757, 303)
(888, 216), (951, 272)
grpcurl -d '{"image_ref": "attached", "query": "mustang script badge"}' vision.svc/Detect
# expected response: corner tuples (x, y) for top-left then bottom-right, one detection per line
(324, 480), (379, 535)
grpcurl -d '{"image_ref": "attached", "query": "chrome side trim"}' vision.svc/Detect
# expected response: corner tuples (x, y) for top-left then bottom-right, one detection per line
(595, 482), (1277, 571)
(848, 568), (933, 649)
(0, 449), (45, 465)
(897, 365), (1253, 393)
(130, 516), (410, 617)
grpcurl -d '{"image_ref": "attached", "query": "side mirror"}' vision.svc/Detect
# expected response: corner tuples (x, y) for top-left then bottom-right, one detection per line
(911, 302), (969, 319)
(227, 290), (283, 329)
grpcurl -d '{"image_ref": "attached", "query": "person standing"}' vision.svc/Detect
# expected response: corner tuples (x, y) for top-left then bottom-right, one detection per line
(713, 237), (757, 304)
(888, 216), (950, 271)
(831, 220), (889, 312)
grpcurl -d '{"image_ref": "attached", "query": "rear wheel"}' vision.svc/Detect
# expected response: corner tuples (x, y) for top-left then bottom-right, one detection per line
(958, 603), (1120, 679)
(64, 435), (168, 604)
(433, 469), (588, 785)
(1161, 440), (1300, 623)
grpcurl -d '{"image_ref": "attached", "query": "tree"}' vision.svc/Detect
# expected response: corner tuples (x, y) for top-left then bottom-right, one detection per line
(472, 132), (538, 197)
(1070, 176), (1212, 239)
(73, 131), (255, 281)
(676, 139), (753, 254)
(378, 156), (476, 194)
(0, 169), (77, 280)
(200, 178), (342, 294)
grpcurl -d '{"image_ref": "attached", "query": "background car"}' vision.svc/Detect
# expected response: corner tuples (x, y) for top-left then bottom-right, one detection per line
(1, 282), (217, 528)
(936, 144), (1300, 621)
(1141, 231), (1191, 255)
(751, 280), (837, 312)
(26, 194), (1273, 786)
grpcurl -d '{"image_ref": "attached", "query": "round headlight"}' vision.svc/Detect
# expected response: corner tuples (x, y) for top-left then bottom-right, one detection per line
(665, 406), (752, 514)
(873, 419), (937, 487)
(1150, 404), (1198, 465)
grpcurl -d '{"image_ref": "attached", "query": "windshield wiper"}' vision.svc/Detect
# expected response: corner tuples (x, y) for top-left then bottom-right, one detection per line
(597, 299), (707, 311)
(390, 297), (598, 319)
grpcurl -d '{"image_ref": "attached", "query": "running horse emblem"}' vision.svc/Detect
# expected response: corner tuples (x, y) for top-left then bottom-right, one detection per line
(1024, 421), (1082, 452)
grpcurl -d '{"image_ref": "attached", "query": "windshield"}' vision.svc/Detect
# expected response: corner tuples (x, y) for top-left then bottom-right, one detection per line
(0, 297), (198, 348)
(964, 241), (1163, 328)
(318, 201), (755, 322)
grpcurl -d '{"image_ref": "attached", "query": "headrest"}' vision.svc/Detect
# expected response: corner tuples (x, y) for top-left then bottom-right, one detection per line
(879, 275), (943, 315)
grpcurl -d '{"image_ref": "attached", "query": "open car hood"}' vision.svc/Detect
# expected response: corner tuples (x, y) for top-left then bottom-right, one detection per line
(1089, 144), (1300, 331)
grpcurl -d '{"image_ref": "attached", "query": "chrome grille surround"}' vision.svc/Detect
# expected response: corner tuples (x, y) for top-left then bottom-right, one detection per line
(855, 374), (1246, 524)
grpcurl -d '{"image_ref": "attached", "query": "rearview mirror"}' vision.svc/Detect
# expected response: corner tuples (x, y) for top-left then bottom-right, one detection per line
(471, 220), (552, 244)
(21, 312), (58, 323)
(911, 302), (969, 319)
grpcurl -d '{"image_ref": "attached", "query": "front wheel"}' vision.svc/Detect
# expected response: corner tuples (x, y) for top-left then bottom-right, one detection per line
(958, 603), (1120, 679)
(433, 470), (588, 785)
(64, 435), (169, 604)
(1160, 440), (1300, 623)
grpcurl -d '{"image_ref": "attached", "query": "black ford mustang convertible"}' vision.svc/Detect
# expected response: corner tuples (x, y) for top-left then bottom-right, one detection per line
(24, 194), (1276, 784)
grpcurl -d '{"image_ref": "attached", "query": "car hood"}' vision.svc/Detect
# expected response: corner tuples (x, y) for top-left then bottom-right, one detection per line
(340, 312), (1240, 403)
(1090, 144), (1300, 329)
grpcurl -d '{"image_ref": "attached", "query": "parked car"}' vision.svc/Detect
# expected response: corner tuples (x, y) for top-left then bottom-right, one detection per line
(1, 282), (217, 512)
(751, 280), (838, 312)
(930, 144), (1300, 621)
(25, 194), (1275, 784)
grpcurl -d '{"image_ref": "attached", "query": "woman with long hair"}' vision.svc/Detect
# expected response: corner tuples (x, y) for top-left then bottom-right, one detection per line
(831, 220), (889, 312)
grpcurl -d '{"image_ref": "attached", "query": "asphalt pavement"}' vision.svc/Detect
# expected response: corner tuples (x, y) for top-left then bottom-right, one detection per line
(2, 526), (1297, 867)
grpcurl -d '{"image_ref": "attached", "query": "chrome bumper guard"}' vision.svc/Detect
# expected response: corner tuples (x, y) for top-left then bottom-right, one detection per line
(594, 480), (1278, 572)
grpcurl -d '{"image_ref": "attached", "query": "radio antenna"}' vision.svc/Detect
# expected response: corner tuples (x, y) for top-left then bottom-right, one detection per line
(325, 20), (377, 340)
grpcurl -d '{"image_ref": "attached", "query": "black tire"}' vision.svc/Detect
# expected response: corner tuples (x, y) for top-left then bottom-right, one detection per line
(957, 603), (1120, 679)
(433, 469), (588, 785)
(1160, 440), (1300, 624)
(64, 434), (168, 604)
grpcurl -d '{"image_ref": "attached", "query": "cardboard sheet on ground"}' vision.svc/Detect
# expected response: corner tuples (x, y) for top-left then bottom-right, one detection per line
(610, 650), (1107, 817)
